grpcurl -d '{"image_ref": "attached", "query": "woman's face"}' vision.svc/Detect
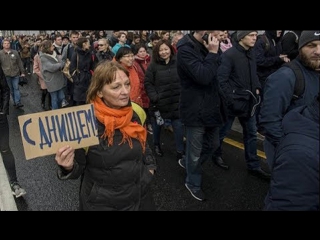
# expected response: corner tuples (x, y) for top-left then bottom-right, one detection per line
(119, 53), (134, 67)
(83, 40), (91, 50)
(136, 47), (147, 58)
(162, 32), (170, 40)
(97, 69), (130, 109)
(159, 43), (171, 61)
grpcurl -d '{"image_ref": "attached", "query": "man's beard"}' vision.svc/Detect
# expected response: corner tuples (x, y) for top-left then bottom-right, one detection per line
(300, 50), (320, 71)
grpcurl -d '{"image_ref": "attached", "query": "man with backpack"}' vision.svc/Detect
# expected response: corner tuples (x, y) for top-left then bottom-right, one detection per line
(253, 30), (289, 131)
(259, 30), (320, 169)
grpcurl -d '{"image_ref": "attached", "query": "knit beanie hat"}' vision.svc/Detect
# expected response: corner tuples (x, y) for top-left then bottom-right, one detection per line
(299, 30), (320, 50)
(237, 30), (258, 41)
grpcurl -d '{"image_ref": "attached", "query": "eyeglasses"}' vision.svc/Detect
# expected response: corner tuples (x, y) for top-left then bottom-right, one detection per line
(98, 44), (105, 47)
(123, 54), (134, 58)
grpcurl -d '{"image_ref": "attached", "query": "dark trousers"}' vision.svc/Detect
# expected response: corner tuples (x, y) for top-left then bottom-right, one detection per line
(0, 114), (18, 184)
(21, 57), (31, 73)
(143, 108), (152, 126)
(41, 89), (51, 107)
(213, 115), (261, 170)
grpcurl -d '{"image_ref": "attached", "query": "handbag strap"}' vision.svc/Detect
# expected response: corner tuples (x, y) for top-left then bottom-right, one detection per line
(76, 53), (79, 71)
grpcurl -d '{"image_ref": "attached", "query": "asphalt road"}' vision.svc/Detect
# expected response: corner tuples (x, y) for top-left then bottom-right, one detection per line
(9, 74), (270, 211)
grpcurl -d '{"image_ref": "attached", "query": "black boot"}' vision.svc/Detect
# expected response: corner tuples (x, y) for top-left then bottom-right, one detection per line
(247, 168), (271, 181)
(213, 156), (229, 170)
(154, 145), (163, 157)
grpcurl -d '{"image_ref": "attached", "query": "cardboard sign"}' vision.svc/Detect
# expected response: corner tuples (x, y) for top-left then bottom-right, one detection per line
(18, 104), (99, 160)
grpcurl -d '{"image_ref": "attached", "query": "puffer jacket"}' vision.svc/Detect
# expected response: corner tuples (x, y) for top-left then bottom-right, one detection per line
(144, 56), (180, 119)
(57, 105), (157, 211)
(264, 97), (319, 211)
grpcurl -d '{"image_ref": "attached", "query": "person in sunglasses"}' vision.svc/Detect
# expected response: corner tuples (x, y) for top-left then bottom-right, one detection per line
(95, 38), (114, 63)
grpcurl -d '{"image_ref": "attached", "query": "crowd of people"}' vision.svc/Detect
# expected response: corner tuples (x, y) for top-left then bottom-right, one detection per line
(0, 30), (319, 211)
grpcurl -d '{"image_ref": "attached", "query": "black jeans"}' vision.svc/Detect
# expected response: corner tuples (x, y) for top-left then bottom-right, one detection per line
(0, 114), (18, 184)
(21, 57), (31, 73)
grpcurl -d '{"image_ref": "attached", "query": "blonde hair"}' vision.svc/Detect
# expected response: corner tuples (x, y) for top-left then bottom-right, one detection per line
(86, 61), (129, 103)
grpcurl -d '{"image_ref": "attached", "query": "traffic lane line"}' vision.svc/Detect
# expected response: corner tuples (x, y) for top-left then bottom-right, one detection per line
(223, 137), (266, 160)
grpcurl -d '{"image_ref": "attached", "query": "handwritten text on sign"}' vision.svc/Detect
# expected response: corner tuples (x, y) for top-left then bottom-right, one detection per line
(18, 104), (99, 160)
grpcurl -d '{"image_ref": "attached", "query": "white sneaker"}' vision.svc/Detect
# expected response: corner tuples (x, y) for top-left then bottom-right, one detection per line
(61, 99), (69, 108)
(147, 124), (153, 134)
(11, 182), (27, 198)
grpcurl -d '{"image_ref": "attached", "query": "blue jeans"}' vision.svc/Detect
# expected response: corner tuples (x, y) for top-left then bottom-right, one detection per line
(21, 57), (31, 73)
(5, 76), (21, 105)
(164, 118), (171, 127)
(50, 88), (65, 110)
(214, 115), (260, 170)
(184, 126), (219, 191)
(152, 118), (184, 153)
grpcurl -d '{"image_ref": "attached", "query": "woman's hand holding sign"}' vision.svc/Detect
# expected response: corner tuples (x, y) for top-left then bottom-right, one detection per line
(55, 145), (75, 171)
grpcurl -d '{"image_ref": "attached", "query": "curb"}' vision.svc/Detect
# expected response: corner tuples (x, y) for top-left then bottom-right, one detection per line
(0, 155), (18, 211)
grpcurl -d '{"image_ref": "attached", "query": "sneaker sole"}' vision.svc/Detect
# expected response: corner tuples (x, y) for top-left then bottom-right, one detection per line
(178, 159), (186, 169)
(12, 191), (27, 198)
(185, 183), (204, 201)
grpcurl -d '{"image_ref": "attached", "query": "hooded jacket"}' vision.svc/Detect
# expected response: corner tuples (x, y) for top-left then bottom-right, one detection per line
(264, 95), (319, 211)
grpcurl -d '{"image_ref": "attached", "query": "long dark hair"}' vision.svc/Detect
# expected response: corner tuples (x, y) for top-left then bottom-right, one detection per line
(115, 46), (133, 62)
(152, 39), (175, 63)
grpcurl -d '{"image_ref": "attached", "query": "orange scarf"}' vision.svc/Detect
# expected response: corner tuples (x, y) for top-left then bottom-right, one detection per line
(92, 96), (147, 153)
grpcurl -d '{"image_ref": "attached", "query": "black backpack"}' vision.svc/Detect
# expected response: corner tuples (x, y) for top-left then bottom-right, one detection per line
(282, 61), (305, 101)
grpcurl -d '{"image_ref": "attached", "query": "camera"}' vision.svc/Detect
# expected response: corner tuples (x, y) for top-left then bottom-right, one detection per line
(202, 33), (209, 44)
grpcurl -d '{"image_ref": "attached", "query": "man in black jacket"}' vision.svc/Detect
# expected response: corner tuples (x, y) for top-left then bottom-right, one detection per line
(259, 30), (320, 170)
(264, 93), (319, 211)
(213, 31), (270, 180)
(0, 66), (26, 198)
(176, 31), (227, 201)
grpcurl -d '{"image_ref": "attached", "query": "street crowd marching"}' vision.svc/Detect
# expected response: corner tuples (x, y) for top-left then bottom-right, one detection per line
(0, 30), (319, 210)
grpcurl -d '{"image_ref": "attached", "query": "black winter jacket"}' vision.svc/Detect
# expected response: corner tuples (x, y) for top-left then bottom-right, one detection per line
(144, 56), (180, 119)
(176, 33), (227, 127)
(0, 67), (10, 115)
(69, 48), (98, 102)
(218, 42), (261, 117)
(254, 30), (285, 82)
(58, 105), (157, 211)
(264, 97), (319, 211)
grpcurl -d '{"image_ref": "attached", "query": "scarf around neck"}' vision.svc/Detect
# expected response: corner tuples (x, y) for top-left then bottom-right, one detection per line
(92, 96), (147, 153)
